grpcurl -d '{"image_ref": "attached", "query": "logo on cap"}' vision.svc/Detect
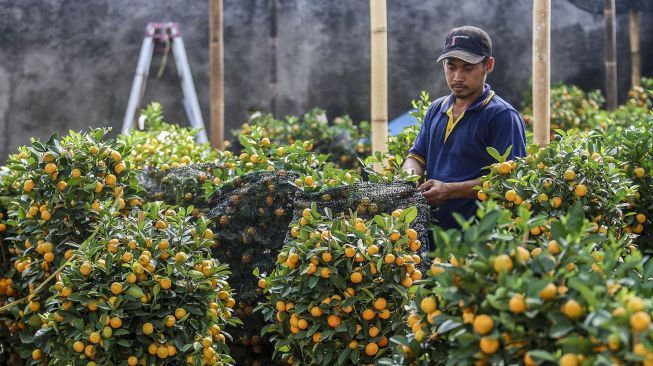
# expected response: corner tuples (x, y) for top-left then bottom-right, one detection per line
(451, 35), (469, 46)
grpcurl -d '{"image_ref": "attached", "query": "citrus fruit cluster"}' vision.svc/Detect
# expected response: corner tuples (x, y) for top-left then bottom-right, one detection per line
(127, 102), (216, 170)
(259, 205), (424, 365)
(233, 108), (371, 169)
(27, 204), (238, 365)
(477, 130), (637, 238)
(391, 202), (653, 366)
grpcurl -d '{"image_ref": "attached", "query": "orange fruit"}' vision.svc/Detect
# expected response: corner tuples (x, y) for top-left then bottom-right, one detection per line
(374, 298), (387, 310)
(175, 308), (187, 320)
(310, 306), (323, 317)
(23, 179), (35, 192)
(367, 245), (379, 255)
(504, 190), (517, 202)
(564, 169), (576, 181)
(497, 162), (512, 174)
(143, 322), (154, 335)
(509, 294), (526, 314)
(559, 353), (579, 366)
(547, 240), (561, 255)
(634, 167), (645, 178)
(384, 254), (395, 264)
(524, 352), (537, 366)
(344, 246), (356, 258)
(493, 254), (513, 273)
(630, 311), (651, 331)
(127, 356), (138, 366)
(406, 228), (418, 240)
(350, 272), (363, 283)
(327, 314), (341, 328)
(479, 337), (500, 354)
(44, 163), (57, 174)
(104, 174), (117, 186)
(160, 278), (172, 290)
(110, 282), (123, 295)
(89, 332), (101, 344)
(368, 326), (380, 337)
(73, 341), (85, 353)
(80, 261), (93, 276)
(109, 317), (122, 329)
(539, 283), (556, 301)
(364, 342), (378, 356)
(420, 297), (437, 313)
(362, 308), (375, 320)
(473, 315), (494, 335)
(561, 300), (583, 320)
(574, 184), (587, 197)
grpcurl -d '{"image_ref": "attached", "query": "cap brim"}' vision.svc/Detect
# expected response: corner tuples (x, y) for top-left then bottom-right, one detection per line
(436, 50), (485, 64)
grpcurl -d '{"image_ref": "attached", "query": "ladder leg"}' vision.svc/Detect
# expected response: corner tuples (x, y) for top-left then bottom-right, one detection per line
(171, 36), (209, 144)
(122, 37), (155, 135)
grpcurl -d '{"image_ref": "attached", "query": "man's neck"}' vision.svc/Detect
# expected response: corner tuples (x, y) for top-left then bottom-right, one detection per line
(454, 86), (486, 110)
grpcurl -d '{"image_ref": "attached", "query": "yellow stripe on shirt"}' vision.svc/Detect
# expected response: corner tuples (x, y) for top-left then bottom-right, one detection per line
(443, 91), (495, 143)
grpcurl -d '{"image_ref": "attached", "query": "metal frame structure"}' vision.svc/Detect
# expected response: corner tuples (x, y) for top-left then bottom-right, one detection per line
(122, 22), (208, 143)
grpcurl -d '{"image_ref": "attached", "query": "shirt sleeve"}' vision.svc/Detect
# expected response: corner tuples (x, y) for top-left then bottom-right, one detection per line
(488, 109), (527, 160)
(407, 100), (441, 166)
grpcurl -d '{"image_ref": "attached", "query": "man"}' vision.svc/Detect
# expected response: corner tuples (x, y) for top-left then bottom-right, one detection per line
(403, 25), (527, 230)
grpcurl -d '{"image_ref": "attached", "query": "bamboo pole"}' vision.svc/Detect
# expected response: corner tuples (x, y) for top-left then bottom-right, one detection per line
(630, 9), (641, 88)
(370, 0), (388, 156)
(532, 0), (551, 147)
(209, 0), (225, 149)
(604, 0), (617, 111)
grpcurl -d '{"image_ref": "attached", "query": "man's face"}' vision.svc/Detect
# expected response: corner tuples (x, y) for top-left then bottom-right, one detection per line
(443, 57), (494, 99)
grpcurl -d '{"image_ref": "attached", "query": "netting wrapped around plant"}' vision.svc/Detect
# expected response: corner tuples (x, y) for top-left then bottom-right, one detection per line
(137, 163), (223, 210)
(292, 181), (432, 257)
(205, 171), (300, 365)
(201, 171), (430, 365)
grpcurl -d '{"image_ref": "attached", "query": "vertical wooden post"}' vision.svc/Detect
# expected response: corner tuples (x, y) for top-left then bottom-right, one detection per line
(209, 0), (224, 149)
(532, 0), (551, 147)
(269, 0), (278, 115)
(604, 0), (617, 111)
(370, 0), (388, 156)
(630, 9), (641, 88)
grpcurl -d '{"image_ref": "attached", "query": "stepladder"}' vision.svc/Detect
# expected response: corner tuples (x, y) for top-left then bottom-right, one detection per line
(122, 22), (208, 143)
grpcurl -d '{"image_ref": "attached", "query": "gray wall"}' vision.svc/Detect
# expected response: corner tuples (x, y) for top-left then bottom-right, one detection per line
(1, 0), (651, 160)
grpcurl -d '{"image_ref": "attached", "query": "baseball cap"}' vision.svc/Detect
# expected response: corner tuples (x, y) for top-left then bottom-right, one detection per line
(436, 26), (492, 64)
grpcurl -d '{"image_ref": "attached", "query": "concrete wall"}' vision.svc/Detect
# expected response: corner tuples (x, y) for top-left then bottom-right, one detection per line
(0, 0), (651, 160)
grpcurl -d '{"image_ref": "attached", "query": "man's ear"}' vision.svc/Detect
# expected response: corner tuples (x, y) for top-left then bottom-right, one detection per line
(485, 57), (495, 74)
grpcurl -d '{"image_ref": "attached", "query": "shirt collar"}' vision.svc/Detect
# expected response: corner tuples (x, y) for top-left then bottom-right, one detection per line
(439, 84), (492, 114)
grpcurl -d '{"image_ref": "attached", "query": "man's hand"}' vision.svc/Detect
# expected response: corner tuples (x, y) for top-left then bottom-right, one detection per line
(417, 179), (452, 206)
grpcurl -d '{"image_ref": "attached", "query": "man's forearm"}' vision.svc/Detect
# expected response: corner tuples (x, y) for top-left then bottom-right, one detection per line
(446, 179), (481, 200)
(402, 156), (425, 177)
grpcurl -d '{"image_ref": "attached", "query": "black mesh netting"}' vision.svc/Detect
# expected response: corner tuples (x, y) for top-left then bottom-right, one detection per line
(206, 171), (300, 365)
(566, 0), (652, 14)
(139, 168), (431, 365)
(137, 163), (222, 210)
(290, 181), (432, 255)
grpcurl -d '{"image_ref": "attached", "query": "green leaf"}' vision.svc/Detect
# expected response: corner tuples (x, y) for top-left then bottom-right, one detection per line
(486, 147), (502, 162)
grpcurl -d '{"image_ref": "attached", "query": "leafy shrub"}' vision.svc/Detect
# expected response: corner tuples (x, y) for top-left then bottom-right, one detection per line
(33, 203), (239, 365)
(387, 202), (653, 366)
(259, 206), (424, 365)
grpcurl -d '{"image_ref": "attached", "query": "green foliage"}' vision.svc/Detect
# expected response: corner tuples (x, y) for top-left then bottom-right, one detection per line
(126, 102), (217, 170)
(477, 129), (637, 238)
(385, 202), (652, 366)
(521, 83), (605, 132)
(259, 206), (424, 365)
(35, 203), (239, 365)
(234, 108), (371, 169)
(387, 91), (432, 159)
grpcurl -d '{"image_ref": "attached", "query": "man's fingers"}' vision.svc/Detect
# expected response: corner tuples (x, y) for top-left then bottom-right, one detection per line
(417, 180), (434, 192)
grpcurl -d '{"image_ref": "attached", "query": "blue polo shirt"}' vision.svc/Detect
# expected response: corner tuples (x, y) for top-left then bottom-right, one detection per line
(408, 84), (527, 229)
